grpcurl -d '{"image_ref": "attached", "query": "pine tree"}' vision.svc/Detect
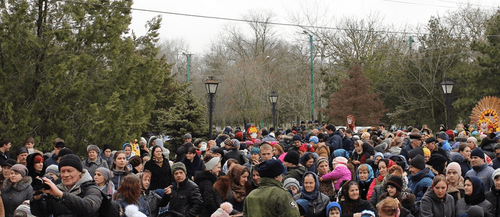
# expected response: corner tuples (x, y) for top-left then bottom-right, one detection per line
(325, 65), (388, 126)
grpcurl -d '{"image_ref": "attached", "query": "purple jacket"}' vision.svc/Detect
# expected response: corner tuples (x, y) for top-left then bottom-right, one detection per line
(321, 165), (352, 190)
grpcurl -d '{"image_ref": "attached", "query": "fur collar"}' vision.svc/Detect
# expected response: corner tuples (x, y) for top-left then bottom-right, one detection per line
(1, 176), (32, 191)
(213, 175), (251, 200)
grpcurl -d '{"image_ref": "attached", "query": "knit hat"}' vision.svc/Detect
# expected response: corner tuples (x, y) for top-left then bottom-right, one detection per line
(436, 132), (448, 140)
(16, 147), (28, 156)
(315, 157), (328, 170)
(171, 162), (187, 174)
(284, 151), (300, 165)
(410, 154), (425, 170)
(184, 133), (192, 139)
(333, 157), (348, 165)
(56, 148), (73, 159)
(386, 175), (403, 192)
(205, 157), (220, 171)
(250, 147), (260, 155)
(326, 202), (342, 215)
(13, 200), (35, 217)
(59, 154), (83, 172)
(296, 199), (309, 216)
(103, 144), (113, 152)
(293, 135), (302, 141)
(11, 164), (28, 177)
(256, 159), (285, 178)
(493, 168), (500, 181)
(425, 137), (437, 144)
(471, 148), (485, 160)
(34, 155), (44, 163)
(309, 136), (319, 144)
(95, 167), (113, 183)
(333, 149), (350, 158)
(284, 178), (300, 191)
(446, 162), (462, 175)
(2, 159), (17, 167)
(46, 165), (59, 176)
(423, 148), (431, 156)
(87, 144), (100, 154)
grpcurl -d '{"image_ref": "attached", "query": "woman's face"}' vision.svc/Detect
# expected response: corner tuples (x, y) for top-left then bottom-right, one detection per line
(135, 164), (144, 173)
(34, 162), (44, 172)
(251, 153), (260, 162)
(9, 171), (23, 183)
(239, 171), (249, 186)
(288, 186), (298, 195)
(211, 162), (221, 176)
(305, 158), (314, 168)
(375, 156), (383, 165)
(446, 169), (459, 185)
(355, 142), (363, 153)
(273, 147), (279, 156)
(252, 169), (260, 185)
(378, 161), (388, 177)
(464, 179), (473, 196)
(142, 173), (151, 190)
(329, 208), (341, 217)
(318, 161), (329, 175)
(387, 185), (397, 197)
(304, 175), (316, 193)
(154, 147), (163, 159)
(348, 184), (360, 200)
(88, 150), (98, 161)
(358, 168), (369, 182)
(461, 147), (471, 160)
(186, 152), (195, 161)
(467, 141), (476, 150)
(114, 153), (127, 169)
(94, 171), (105, 186)
(124, 146), (132, 156)
(434, 181), (448, 199)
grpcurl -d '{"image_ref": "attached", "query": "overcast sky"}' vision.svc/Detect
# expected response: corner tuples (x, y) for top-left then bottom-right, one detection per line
(128, 0), (499, 54)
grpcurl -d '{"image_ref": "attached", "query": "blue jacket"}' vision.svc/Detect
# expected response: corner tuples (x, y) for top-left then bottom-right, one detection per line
(327, 131), (343, 154)
(408, 167), (435, 202)
(342, 136), (354, 154)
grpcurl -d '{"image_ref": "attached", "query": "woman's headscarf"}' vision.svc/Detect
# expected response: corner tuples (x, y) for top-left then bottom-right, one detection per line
(356, 164), (374, 184)
(96, 167), (115, 196)
(464, 176), (486, 205)
(228, 165), (251, 202)
(123, 143), (135, 160)
(300, 171), (320, 201)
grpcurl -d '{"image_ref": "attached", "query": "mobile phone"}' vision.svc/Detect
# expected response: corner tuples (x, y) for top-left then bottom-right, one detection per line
(36, 177), (51, 190)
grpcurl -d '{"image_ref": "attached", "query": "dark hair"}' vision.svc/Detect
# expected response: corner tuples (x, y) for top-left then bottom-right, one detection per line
(494, 144), (500, 151)
(431, 175), (447, 188)
(114, 175), (141, 204)
(458, 143), (469, 152)
(1, 138), (11, 147)
(187, 147), (197, 154)
(304, 153), (315, 164)
(111, 151), (130, 173)
(346, 129), (352, 134)
(341, 181), (360, 214)
(24, 137), (34, 145)
(326, 124), (336, 132)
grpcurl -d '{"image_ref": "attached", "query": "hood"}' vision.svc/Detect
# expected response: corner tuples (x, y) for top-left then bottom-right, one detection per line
(411, 167), (434, 181)
(57, 169), (94, 194)
(424, 187), (451, 203)
(27, 152), (46, 178)
(1, 176), (32, 192)
(194, 170), (217, 184)
(449, 152), (465, 163)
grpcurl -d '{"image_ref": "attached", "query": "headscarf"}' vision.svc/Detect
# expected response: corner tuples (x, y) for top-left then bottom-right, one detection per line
(356, 164), (374, 184)
(96, 167), (115, 196)
(464, 176), (487, 205)
(300, 171), (320, 201)
(228, 165), (250, 202)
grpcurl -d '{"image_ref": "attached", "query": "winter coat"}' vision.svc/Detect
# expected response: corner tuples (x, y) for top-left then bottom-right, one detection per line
(175, 143), (195, 162)
(456, 198), (494, 217)
(194, 170), (219, 217)
(1, 176), (34, 217)
(485, 185), (500, 217)
(158, 178), (203, 217)
(111, 168), (129, 190)
(339, 199), (376, 217)
(26, 152), (47, 191)
(465, 163), (495, 189)
(493, 158), (500, 169)
(313, 143), (330, 161)
(283, 165), (306, 183)
(293, 191), (330, 217)
(447, 177), (465, 205)
(31, 170), (103, 217)
(321, 165), (352, 190)
(82, 157), (109, 179)
(182, 154), (206, 181)
(342, 136), (354, 153)
(213, 173), (252, 213)
(408, 167), (434, 202)
(144, 158), (172, 190)
(222, 149), (246, 166)
(99, 151), (114, 168)
(420, 188), (455, 217)
(327, 131), (343, 153)
(116, 195), (149, 217)
(45, 153), (58, 166)
(243, 177), (300, 217)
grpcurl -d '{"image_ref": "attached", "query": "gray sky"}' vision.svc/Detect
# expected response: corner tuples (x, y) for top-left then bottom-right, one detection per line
(129, 0), (499, 54)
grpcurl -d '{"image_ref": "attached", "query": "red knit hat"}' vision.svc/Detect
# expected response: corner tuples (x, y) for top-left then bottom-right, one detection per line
(34, 155), (44, 163)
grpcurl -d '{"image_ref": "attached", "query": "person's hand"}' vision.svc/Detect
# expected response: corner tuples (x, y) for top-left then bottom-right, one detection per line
(352, 160), (360, 165)
(319, 177), (323, 182)
(164, 185), (172, 195)
(353, 213), (362, 217)
(40, 177), (63, 198)
(252, 159), (260, 165)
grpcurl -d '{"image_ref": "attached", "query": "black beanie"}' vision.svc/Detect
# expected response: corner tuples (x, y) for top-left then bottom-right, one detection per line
(103, 144), (113, 152)
(57, 148), (73, 159)
(386, 176), (403, 192)
(284, 151), (300, 165)
(256, 159), (284, 178)
(59, 154), (83, 172)
(410, 154), (425, 170)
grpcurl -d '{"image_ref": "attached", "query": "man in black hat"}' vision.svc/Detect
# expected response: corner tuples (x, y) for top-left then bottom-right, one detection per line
(45, 138), (65, 166)
(16, 147), (28, 166)
(399, 129), (422, 160)
(243, 159), (300, 217)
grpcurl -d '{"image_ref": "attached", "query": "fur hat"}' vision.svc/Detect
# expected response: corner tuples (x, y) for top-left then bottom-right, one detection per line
(410, 154), (425, 170)
(171, 162), (186, 174)
(87, 144), (100, 154)
(256, 159), (284, 178)
(471, 148), (485, 160)
(59, 154), (83, 172)
(284, 151), (300, 165)
(11, 164), (28, 177)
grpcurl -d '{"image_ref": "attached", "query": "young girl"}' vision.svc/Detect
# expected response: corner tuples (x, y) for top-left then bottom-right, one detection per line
(114, 175), (149, 217)
(319, 157), (352, 192)
(111, 151), (131, 190)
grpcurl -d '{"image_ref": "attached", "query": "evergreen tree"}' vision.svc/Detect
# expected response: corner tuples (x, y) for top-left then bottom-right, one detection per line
(325, 65), (388, 126)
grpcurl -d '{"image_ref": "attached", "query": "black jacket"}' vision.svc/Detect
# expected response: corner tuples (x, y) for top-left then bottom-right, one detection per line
(144, 158), (172, 190)
(182, 155), (206, 181)
(194, 170), (219, 217)
(222, 149), (246, 166)
(485, 185), (500, 217)
(159, 178), (203, 217)
(175, 143), (194, 162)
(339, 199), (376, 217)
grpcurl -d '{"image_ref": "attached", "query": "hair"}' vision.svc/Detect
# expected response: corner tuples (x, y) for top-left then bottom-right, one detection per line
(390, 137), (402, 147)
(494, 144), (500, 151)
(388, 165), (403, 177)
(358, 164), (369, 173)
(24, 137), (34, 145)
(128, 155), (143, 168)
(187, 147), (197, 154)
(260, 143), (272, 151)
(376, 198), (399, 216)
(326, 124), (336, 132)
(151, 145), (164, 158)
(304, 153), (315, 164)
(431, 175), (447, 188)
(114, 175), (141, 204)
(273, 144), (284, 156)
(140, 170), (152, 191)
(458, 143), (469, 152)
(203, 152), (215, 163)
(111, 151), (130, 173)
(346, 129), (353, 134)
(1, 138), (11, 147)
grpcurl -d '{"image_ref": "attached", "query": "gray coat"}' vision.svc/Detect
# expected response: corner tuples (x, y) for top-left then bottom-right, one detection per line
(420, 188), (455, 217)
(82, 157), (109, 178)
(1, 176), (34, 217)
(456, 197), (494, 217)
(31, 170), (103, 217)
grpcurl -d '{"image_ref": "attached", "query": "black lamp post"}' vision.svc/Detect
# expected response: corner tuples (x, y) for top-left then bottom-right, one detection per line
(269, 91), (278, 130)
(205, 76), (219, 139)
(440, 79), (455, 130)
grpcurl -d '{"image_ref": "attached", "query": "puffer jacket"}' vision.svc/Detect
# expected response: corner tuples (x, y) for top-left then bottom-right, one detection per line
(158, 178), (203, 217)
(485, 185), (500, 217)
(111, 168), (129, 190)
(31, 170), (103, 217)
(320, 164), (351, 190)
(82, 157), (109, 178)
(420, 188), (455, 217)
(408, 167), (434, 202)
(1, 176), (34, 217)
(194, 170), (219, 217)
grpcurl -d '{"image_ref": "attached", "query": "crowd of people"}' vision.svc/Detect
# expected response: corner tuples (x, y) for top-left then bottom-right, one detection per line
(0, 121), (500, 217)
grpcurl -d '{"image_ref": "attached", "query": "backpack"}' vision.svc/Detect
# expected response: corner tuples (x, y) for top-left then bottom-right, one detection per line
(99, 190), (120, 217)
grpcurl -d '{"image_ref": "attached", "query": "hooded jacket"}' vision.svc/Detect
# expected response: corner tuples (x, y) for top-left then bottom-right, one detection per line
(26, 152), (47, 191)
(420, 188), (455, 217)
(144, 156), (172, 190)
(327, 131), (343, 153)
(456, 176), (494, 217)
(408, 167), (435, 202)
(321, 164), (352, 191)
(31, 170), (103, 217)
(194, 170), (219, 217)
(1, 176), (34, 217)
(293, 172), (329, 217)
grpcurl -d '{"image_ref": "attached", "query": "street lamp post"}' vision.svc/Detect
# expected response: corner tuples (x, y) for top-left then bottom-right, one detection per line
(440, 79), (455, 130)
(303, 31), (314, 122)
(205, 76), (219, 139)
(269, 91), (278, 130)
(183, 53), (192, 83)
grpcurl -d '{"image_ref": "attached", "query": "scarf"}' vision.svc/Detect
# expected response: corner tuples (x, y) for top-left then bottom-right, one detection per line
(301, 172), (320, 201)
(153, 155), (163, 165)
(230, 182), (247, 202)
(447, 176), (464, 194)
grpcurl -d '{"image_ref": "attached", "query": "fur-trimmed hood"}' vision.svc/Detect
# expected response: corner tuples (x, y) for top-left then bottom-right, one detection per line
(1, 176), (32, 192)
(213, 175), (252, 200)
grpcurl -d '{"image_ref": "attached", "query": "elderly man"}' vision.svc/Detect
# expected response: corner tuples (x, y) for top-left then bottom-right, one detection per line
(465, 148), (495, 189)
(243, 159), (300, 217)
(399, 130), (422, 160)
(159, 162), (203, 217)
(31, 154), (103, 216)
